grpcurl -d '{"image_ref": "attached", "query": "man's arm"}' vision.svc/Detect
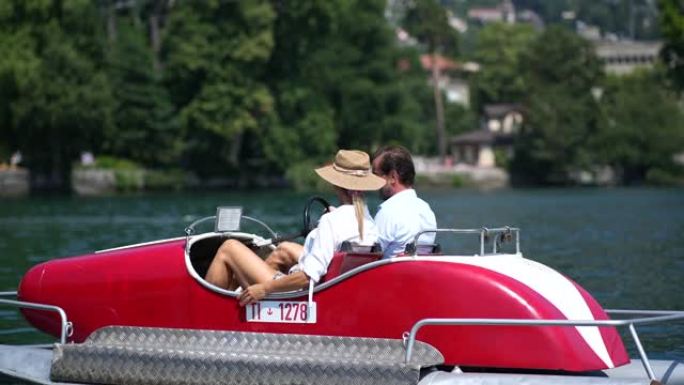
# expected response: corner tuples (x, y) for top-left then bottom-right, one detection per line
(238, 271), (310, 306)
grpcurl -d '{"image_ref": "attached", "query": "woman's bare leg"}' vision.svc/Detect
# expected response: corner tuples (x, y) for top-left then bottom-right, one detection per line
(205, 239), (277, 289)
(264, 242), (304, 272)
(205, 242), (234, 289)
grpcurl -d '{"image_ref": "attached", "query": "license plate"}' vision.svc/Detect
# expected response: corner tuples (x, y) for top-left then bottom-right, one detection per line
(245, 301), (317, 323)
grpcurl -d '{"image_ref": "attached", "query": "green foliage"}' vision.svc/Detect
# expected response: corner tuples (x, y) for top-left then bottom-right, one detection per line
(403, 0), (460, 158)
(593, 70), (684, 183)
(470, 23), (536, 108)
(264, 2), (425, 184)
(426, 103), (477, 153)
(285, 161), (333, 192)
(451, 174), (467, 188)
(0, 29), (39, 155)
(106, 20), (180, 167)
(659, 0), (684, 93)
(78, 155), (188, 190)
(414, 172), (471, 188)
(264, 0), (429, 169)
(0, 141), (9, 163)
(521, 27), (603, 95)
(0, 0), (113, 190)
(509, 0), (658, 40)
(2, 0), (679, 192)
(404, 0), (459, 54)
(645, 167), (684, 186)
(113, 169), (145, 192)
(262, 86), (337, 169)
(512, 26), (603, 184)
(163, 1), (276, 174)
(90, 155), (141, 170)
(144, 169), (187, 190)
(493, 148), (510, 169)
(82, 155), (144, 192)
(0, 0), (440, 190)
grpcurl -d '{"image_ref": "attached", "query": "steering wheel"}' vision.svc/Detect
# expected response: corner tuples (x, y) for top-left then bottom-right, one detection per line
(302, 196), (331, 237)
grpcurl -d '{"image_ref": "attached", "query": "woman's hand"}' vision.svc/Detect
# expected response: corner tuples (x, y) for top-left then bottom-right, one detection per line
(237, 272), (310, 307)
(239, 283), (268, 306)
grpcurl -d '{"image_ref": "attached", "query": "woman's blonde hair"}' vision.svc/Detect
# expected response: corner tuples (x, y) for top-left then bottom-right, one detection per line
(351, 191), (366, 240)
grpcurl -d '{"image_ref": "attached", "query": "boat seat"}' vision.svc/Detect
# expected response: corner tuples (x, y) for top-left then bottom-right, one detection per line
(320, 242), (382, 283)
(403, 242), (442, 255)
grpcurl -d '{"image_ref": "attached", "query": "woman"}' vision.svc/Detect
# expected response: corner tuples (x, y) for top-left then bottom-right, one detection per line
(205, 149), (385, 306)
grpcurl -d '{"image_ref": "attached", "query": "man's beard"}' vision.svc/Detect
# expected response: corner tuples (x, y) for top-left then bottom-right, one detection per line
(379, 185), (392, 200)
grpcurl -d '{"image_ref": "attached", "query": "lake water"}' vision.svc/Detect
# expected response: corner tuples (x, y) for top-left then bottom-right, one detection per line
(0, 187), (682, 368)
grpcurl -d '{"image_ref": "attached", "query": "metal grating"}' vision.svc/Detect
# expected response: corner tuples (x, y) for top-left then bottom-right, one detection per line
(50, 326), (443, 385)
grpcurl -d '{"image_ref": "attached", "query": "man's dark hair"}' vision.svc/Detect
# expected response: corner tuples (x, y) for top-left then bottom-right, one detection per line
(372, 145), (415, 186)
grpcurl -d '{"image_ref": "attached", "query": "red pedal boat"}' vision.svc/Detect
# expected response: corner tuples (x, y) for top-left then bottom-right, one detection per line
(8, 201), (684, 384)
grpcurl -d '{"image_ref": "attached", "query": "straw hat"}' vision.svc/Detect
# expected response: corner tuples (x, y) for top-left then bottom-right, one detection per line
(315, 150), (385, 191)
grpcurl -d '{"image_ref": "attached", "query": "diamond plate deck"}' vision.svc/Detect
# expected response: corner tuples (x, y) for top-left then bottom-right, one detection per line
(50, 326), (444, 385)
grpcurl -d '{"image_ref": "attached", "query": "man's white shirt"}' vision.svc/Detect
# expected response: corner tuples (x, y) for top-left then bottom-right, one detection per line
(374, 189), (436, 259)
(291, 204), (378, 283)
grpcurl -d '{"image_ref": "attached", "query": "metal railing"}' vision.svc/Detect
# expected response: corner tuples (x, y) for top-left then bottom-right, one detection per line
(411, 227), (520, 256)
(403, 309), (684, 381)
(184, 215), (278, 253)
(0, 291), (72, 344)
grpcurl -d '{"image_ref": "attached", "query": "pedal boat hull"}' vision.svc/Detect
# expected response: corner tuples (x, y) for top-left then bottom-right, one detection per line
(17, 234), (629, 372)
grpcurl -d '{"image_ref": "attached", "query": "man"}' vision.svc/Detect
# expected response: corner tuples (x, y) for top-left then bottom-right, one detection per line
(372, 145), (437, 258)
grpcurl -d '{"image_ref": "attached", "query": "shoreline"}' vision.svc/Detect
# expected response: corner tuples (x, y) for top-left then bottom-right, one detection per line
(2, 167), (682, 197)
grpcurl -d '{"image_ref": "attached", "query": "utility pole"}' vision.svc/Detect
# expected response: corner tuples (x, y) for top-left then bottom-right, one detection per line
(431, 53), (447, 162)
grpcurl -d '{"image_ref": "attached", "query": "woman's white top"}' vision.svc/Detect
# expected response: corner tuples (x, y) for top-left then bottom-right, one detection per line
(290, 204), (378, 283)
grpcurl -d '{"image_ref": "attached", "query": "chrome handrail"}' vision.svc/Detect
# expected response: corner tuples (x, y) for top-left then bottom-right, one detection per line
(403, 309), (684, 381)
(184, 215), (278, 253)
(411, 227), (520, 256)
(0, 292), (72, 344)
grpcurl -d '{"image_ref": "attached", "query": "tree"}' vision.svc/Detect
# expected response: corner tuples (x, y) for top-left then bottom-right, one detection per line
(328, 0), (429, 154)
(470, 23), (536, 108)
(0, 29), (37, 166)
(163, 1), (276, 177)
(106, 20), (180, 167)
(594, 70), (684, 183)
(263, 0), (430, 175)
(0, 1), (113, 191)
(404, 0), (459, 160)
(260, 0), (339, 171)
(659, 0), (684, 94)
(512, 26), (603, 184)
(511, 0), (659, 39)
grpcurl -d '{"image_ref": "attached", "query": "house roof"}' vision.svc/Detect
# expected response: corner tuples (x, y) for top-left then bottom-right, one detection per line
(420, 54), (460, 72)
(483, 103), (523, 119)
(468, 8), (503, 20)
(451, 130), (495, 145)
(420, 55), (480, 73)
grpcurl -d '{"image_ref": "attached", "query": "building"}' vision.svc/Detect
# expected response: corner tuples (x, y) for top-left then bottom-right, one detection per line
(448, 12), (468, 33)
(576, 21), (602, 41)
(468, 0), (516, 25)
(517, 9), (544, 30)
(420, 54), (479, 106)
(595, 40), (662, 75)
(450, 104), (523, 167)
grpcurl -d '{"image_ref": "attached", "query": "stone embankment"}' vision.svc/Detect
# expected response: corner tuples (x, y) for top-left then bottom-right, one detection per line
(0, 168), (29, 196)
(413, 157), (509, 189)
(72, 169), (116, 195)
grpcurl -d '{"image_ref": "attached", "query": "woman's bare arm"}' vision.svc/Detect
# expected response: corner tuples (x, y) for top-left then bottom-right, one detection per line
(238, 271), (310, 306)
